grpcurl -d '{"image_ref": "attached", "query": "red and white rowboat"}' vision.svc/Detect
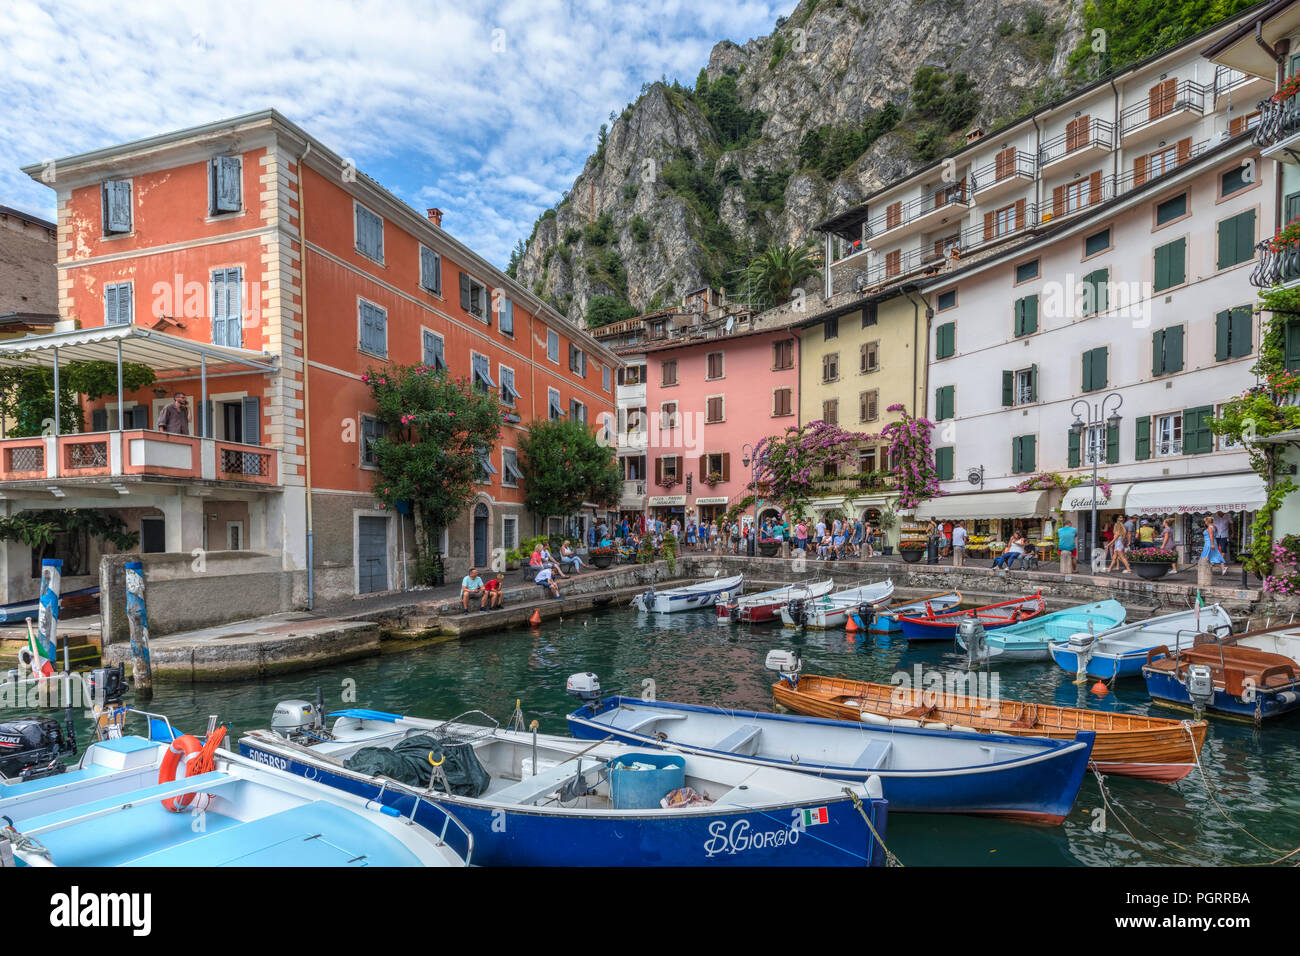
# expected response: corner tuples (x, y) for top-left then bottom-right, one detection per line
(716, 579), (836, 624)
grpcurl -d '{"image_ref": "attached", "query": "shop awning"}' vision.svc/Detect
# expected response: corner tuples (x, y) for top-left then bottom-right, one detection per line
(912, 489), (1050, 520)
(1060, 483), (1134, 513)
(1124, 474), (1267, 515)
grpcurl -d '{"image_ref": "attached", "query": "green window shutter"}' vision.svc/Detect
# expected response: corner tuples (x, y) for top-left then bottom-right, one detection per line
(1153, 238), (1184, 291)
(1135, 416), (1151, 461)
(1215, 310), (1231, 361)
(1286, 191), (1300, 225)
(935, 385), (954, 421)
(1229, 306), (1252, 359)
(1151, 329), (1165, 376)
(1023, 435), (1036, 473)
(1023, 294), (1038, 334)
(1216, 217), (1234, 270)
(1165, 325), (1184, 373)
(1067, 427), (1080, 468)
(1106, 422), (1119, 464)
(1011, 436), (1021, 473)
(1287, 321), (1300, 372)
(936, 322), (955, 359)
(1029, 363), (1038, 402)
(1237, 210), (1255, 263)
(1093, 347), (1108, 389)
(1183, 405), (1214, 455)
(1218, 211), (1255, 269)
(1154, 244), (1169, 293)
(1081, 350), (1093, 392)
(1083, 269), (1108, 314)
(1001, 370), (1013, 406)
(935, 446), (954, 481)
(1013, 299), (1024, 337)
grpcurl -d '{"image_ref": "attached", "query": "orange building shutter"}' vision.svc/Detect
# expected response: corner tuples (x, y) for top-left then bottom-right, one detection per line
(1014, 198), (1026, 230)
(886, 202), (901, 229)
(1087, 170), (1102, 206)
(699, 454), (707, 477)
(995, 146), (1014, 180)
(984, 211), (995, 241)
(1134, 155), (1148, 187)
(1052, 185), (1065, 218)
(655, 457), (664, 484)
(721, 453), (731, 482)
(1176, 137), (1191, 165)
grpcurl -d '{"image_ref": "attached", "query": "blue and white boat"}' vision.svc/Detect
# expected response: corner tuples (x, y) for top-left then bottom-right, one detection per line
(237, 701), (890, 867)
(871, 591), (962, 633)
(566, 681), (1094, 825)
(632, 574), (744, 613)
(778, 580), (894, 629)
(960, 599), (1127, 662)
(1049, 605), (1233, 679)
(0, 723), (471, 867)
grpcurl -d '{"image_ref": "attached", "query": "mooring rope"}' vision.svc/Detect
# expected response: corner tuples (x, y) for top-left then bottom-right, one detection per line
(841, 786), (902, 867)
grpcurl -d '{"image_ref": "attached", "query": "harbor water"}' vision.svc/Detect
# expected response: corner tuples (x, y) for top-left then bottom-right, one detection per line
(71, 606), (1300, 866)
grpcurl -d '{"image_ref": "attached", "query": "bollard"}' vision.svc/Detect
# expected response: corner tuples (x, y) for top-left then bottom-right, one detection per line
(1196, 556), (1212, 590)
(34, 558), (63, 671)
(124, 561), (153, 702)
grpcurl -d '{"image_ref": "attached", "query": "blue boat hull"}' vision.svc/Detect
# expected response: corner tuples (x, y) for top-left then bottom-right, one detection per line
(237, 742), (886, 866)
(899, 617), (1018, 641)
(1050, 644), (1148, 679)
(1141, 669), (1300, 721)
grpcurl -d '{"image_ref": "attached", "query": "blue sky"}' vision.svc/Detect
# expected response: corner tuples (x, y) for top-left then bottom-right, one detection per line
(0, 0), (787, 267)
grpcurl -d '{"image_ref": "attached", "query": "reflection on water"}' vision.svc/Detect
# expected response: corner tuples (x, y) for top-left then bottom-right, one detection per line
(60, 606), (1300, 866)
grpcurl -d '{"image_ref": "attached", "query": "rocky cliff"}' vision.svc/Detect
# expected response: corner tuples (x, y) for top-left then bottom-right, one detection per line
(513, 0), (1088, 325)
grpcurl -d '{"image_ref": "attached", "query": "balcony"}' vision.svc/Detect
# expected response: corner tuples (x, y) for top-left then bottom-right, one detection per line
(1038, 118), (1114, 171)
(1212, 67), (1273, 108)
(1119, 80), (1206, 144)
(0, 431), (279, 487)
(1249, 240), (1300, 288)
(1256, 95), (1300, 162)
(864, 184), (970, 247)
(969, 150), (1036, 202)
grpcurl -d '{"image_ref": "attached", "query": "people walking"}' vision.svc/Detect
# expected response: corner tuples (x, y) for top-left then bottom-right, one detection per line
(951, 521), (966, 567)
(1201, 515), (1227, 574)
(1106, 518), (1131, 574)
(1056, 519), (1076, 574)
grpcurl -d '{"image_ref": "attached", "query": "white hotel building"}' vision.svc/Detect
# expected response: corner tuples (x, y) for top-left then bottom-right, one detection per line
(817, 9), (1275, 559)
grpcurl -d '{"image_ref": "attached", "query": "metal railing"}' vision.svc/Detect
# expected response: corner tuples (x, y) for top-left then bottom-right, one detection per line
(1251, 239), (1300, 288)
(5, 444), (43, 474)
(865, 184), (969, 238)
(1254, 95), (1300, 150)
(219, 447), (271, 477)
(1038, 118), (1114, 165)
(969, 150), (1036, 193)
(1119, 80), (1206, 136)
(63, 439), (108, 470)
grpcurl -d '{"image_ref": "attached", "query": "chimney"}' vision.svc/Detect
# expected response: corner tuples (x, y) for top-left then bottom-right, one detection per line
(964, 127), (984, 144)
(426, 208), (444, 227)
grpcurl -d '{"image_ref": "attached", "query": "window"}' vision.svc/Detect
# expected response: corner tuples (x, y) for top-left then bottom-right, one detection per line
(419, 246), (442, 294)
(1286, 320), (1300, 372)
(773, 388), (793, 417)
(1014, 366), (1038, 405)
(1286, 191), (1300, 226)
(859, 448), (877, 473)
(1153, 237), (1186, 292)
(935, 322), (955, 359)
(1143, 143), (1181, 180)
(502, 449), (523, 488)
(360, 414), (386, 466)
(1216, 210), (1256, 270)
(824, 317), (839, 340)
(358, 299), (387, 357)
(659, 401), (678, 429)
(822, 352), (839, 383)
(502, 514), (519, 548)
(935, 384), (955, 420)
(1215, 306), (1253, 360)
(885, 250), (901, 277)
(1015, 259), (1039, 284)
(602, 365), (611, 392)
(1155, 193), (1187, 226)
(860, 341), (879, 373)
(859, 389), (879, 423)
(422, 330), (447, 370)
(706, 396), (724, 423)
(1064, 179), (1090, 215)
(209, 156), (241, 215)
(1081, 268), (1108, 316)
(547, 388), (563, 420)
(1084, 228), (1110, 258)
(1216, 405), (1242, 450)
(1081, 347), (1108, 392)
(546, 329), (560, 363)
(1083, 424), (1108, 465)
(470, 352), (496, 392)
(570, 399), (587, 424)
(212, 268), (243, 348)
(772, 339), (794, 369)
(862, 303), (878, 327)
(499, 365), (520, 406)
(355, 203), (384, 262)
(460, 273), (487, 321)
(569, 344), (587, 377)
(706, 351), (724, 380)
(1221, 164), (1251, 197)
(104, 283), (133, 326)
(1151, 326), (1184, 376)
(823, 461), (839, 479)
(661, 359), (677, 386)
(934, 446), (954, 481)
(937, 289), (957, 311)
(1183, 406), (1216, 455)
(1011, 435), (1036, 474)
(1014, 295), (1038, 336)
(102, 180), (131, 234)
(822, 399), (839, 425)
(658, 455), (680, 483)
(994, 202), (1015, 236)
(474, 447), (498, 483)
(498, 297), (514, 335)
(1154, 412), (1182, 457)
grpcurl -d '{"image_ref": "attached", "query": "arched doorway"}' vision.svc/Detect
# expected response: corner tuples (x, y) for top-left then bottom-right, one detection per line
(472, 503), (489, 568)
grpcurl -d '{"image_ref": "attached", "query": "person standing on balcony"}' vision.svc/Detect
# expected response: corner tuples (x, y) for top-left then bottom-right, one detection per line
(156, 392), (190, 435)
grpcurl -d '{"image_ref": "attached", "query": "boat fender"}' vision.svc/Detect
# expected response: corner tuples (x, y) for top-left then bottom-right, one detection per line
(890, 718), (922, 728)
(158, 734), (204, 812)
(859, 712), (890, 725)
(923, 722), (950, 730)
(949, 725), (977, 734)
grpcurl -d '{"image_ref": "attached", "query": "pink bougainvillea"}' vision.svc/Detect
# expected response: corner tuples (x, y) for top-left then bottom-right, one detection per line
(879, 406), (943, 509)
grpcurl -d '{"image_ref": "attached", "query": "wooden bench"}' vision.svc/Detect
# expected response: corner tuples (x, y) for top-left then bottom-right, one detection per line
(489, 762), (586, 806)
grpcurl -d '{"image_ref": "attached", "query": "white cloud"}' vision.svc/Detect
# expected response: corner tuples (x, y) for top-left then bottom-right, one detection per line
(0, 0), (785, 265)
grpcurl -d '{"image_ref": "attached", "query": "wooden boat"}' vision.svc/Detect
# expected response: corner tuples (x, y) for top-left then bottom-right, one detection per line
(1050, 605), (1233, 679)
(899, 591), (1044, 641)
(567, 693), (1094, 824)
(1142, 622), (1300, 721)
(716, 579), (835, 624)
(778, 580), (894, 629)
(871, 591), (961, 632)
(962, 599), (1127, 662)
(771, 668), (1206, 783)
(0, 585), (100, 624)
(630, 574), (743, 613)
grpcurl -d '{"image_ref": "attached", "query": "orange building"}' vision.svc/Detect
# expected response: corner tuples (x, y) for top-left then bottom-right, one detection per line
(6, 110), (617, 608)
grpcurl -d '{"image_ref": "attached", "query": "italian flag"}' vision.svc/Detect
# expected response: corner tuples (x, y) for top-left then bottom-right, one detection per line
(25, 622), (53, 678)
(801, 806), (828, 827)
(1195, 589), (1204, 631)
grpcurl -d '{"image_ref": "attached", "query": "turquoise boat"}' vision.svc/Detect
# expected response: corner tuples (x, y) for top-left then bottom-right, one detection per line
(958, 599), (1128, 662)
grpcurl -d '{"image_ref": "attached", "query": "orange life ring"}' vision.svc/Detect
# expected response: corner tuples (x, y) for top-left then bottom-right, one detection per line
(158, 734), (204, 812)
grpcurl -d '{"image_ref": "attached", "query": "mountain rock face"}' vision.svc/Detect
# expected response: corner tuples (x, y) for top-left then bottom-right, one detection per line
(515, 0), (1087, 324)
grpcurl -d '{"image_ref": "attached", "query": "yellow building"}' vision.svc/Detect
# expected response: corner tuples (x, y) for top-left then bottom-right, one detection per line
(795, 290), (928, 527)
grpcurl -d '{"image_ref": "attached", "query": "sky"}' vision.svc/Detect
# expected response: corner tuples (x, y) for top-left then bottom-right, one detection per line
(0, 0), (787, 267)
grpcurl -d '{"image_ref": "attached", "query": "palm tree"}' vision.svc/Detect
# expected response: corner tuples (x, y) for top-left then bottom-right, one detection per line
(745, 243), (822, 309)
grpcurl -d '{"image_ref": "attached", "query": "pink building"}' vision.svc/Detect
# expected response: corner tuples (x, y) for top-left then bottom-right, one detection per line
(641, 323), (800, 528)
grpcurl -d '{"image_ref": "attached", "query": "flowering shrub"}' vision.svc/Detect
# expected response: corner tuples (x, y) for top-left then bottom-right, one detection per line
(1128, 547), (1176, 563)
(1272, 72), (1300, 103)
(751, 420), (875, 516)
(701, 471), (724, 487)
(897, 539), (927, 550)
(1268, 216), (1300, 253)
(880, 405), (942, 509)
(589, 545), (618, 558)
(1263, 536), (1300, 596)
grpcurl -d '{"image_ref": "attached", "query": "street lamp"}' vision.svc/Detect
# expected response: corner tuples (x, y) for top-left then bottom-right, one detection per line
(742, 442), (759, 557)
(1070, 392), (1123, 562)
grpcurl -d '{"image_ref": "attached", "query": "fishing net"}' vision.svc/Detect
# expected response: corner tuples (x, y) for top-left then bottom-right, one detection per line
(343, 711), (497, 797)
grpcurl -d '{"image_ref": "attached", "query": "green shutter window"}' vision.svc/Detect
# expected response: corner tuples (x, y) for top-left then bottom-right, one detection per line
(935, 385), (954, 421)
(1014, 295), (1039, 336)
(1106, 422), (1119, 464)
(1230, 307), (1252, 359)
(1082, 347), (1106, 392)
(935, 446), (954, 481)
(1013, 435), (1036, 474)
(1151, 329), (1165, 376)
(1164, 325), (1184, 373)
(1215, 309), (1231, 361)
(1001, 370), (1014, 407)
(1182, 405), (1214, 455)
(1286, 321), (1300, 372)
(1153, 237), (1185, 292)
(936, 322), (955, 359)
(1082, 269), (1108, 315)
(1067, 427), (1081, 468)
(1135, 416), (1151, 460)
(1217, 210), (1256, 269)
(1286, 191), (1300, 225)
(1082, 351), (1092, 392)
(1028, 364), (1039, 403)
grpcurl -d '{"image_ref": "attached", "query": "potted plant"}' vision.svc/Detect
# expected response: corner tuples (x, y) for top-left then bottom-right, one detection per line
(757, 535), (780, 557)
(1129, 547), (1176, 580)
(877, 507), (899, 555)
(898, 539), (926, 563)
(589, 544), (617, 569)
(505, 548), (520, 571)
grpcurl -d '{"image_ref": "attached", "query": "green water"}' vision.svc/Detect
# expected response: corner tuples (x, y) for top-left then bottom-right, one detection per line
(67, 607), (1300, 866)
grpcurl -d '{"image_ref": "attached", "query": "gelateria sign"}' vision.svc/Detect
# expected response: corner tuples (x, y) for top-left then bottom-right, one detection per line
(1063, 486), (1113, 511)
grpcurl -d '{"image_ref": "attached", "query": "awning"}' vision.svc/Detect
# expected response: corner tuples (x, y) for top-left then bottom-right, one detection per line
(1061, 483), (1134, 512)
(912, 489), (1050, 520)
(1124, 474), (1267, 515)
(0, 323), (276, 372)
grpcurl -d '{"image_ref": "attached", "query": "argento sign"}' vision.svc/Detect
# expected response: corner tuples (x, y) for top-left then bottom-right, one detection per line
(1064, 487), (1112, 511)
(694, 496), (728, 505)
(648, 495), (687, 506)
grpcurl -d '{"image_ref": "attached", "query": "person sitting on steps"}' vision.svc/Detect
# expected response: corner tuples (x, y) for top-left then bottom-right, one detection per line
(535, 564), (561, 599)
(461, 567), (487, 613)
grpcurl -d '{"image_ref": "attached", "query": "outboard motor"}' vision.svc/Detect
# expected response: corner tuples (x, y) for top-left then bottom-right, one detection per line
(787, 597), (807, 628)
(632, 585), (655, 612)
(85, 664), (126, 710)
(566, 672), (601, 704)
(958, 616), (988, 667)
(765, 649), (802, 688)
(1066, 625), (1097, 683)
(271, 697), (325, 743)
(855, 602), (876, 631)
(0, 717), (75, 782)
(717, 599), (740, 623)
(1186, 664), (1215, 716)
